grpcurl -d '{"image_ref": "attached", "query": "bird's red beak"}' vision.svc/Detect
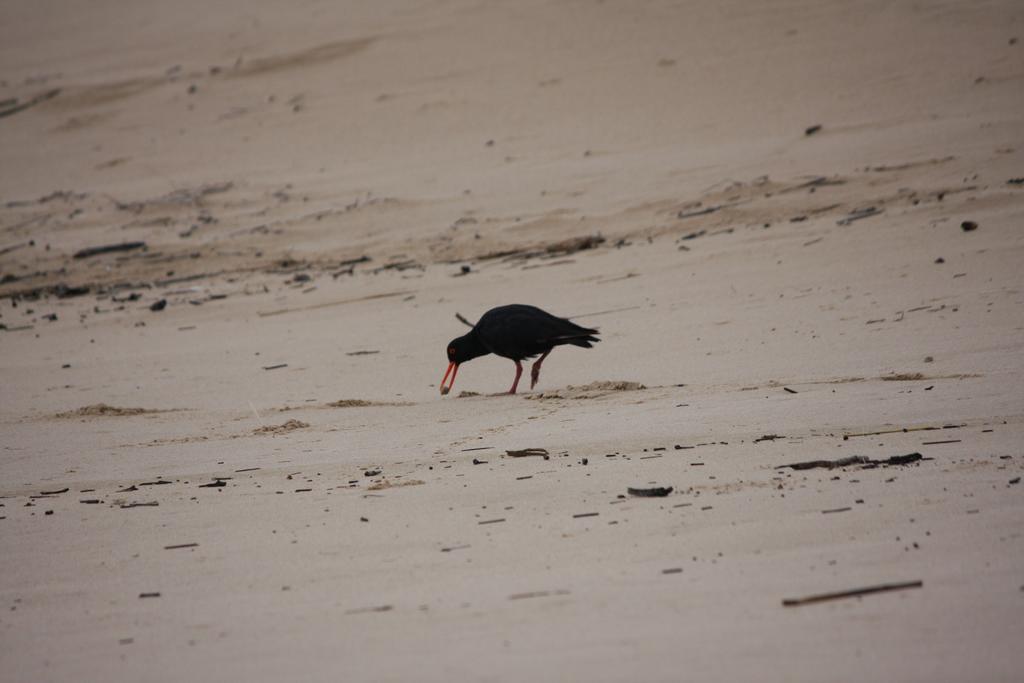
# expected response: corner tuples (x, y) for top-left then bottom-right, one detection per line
(440, 361), (459, 395)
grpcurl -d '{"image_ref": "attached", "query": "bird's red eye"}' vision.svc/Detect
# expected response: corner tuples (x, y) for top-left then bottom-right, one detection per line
(447, 347), (455, 358)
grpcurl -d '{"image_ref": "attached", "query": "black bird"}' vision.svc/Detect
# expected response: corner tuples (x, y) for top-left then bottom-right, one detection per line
(441, 304), (600, 395)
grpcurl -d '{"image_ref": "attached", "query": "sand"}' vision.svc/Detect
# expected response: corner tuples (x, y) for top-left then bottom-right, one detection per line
(2, 0), (1023, 680)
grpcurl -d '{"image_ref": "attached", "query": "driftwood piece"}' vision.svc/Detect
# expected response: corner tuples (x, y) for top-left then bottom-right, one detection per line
(627, 486), (674, 497)
(778, 453), (922, 471)
(506, 448), (549, 458)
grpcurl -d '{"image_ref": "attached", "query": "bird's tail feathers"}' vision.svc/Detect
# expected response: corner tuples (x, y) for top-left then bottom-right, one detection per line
(550, 332), (600, 348)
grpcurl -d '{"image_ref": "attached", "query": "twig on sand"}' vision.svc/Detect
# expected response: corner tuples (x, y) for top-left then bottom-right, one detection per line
(842, 424), (959, 440)
(782, 580), (922, 607)
(455, 312), (474, 327)
(73, 241), (147, 259)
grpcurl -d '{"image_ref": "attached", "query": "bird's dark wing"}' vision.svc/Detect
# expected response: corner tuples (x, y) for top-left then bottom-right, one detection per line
(475, 304), (599, 360)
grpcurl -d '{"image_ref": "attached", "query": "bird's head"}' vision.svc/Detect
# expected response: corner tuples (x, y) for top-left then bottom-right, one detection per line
(440, 334), (485, 395)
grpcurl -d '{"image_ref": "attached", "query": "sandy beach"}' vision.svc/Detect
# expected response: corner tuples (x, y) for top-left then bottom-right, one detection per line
(2, 1), (1023, 680)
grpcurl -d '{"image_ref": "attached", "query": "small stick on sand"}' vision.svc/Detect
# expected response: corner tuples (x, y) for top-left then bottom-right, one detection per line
(782, 580), (922, 607)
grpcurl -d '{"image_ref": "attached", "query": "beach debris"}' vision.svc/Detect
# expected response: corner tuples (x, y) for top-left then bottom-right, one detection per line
(472, 458), (487, 465)
(253, 419), (308, 435)
(80, 499), (102, 504)
(662, 568), (684, 575)
(542, 234), (605, 256)
(506, 448), (549, 458)
(572, 512), (600, 518)
(117, 485), (139, 492)
(753, 434), (784, 443)
(837, 206), (883, 226)
(326, 399), (408, 407)
(198, 479), (227, 488)
(627, 486), (673, 497)
(781, 455), (868, 470)
(782, 580), (922, 607)
(262, 363), (288, 371)
(364, 469), (381, 477)
(880, 370), (929, 382)
(783, 387), (798, 394)
(164, 543), (199, 550)
(960, 220), (978, 232)
(73, 241), (147, 259)
(54, 283), (90, 299)
(0, 88), (61, 119)
(345, 604), (393, 615)
(39, 487), (69, 495)
(441, 544), (471, 552)
(804, 124), (822, 136)
(120, 502), (159, 508)
(677, 206), (719, 220)
(843, 424), (959, 440)
(112, 181), (232, 214)
(56, 404), (158, 418)
(476, 234), (605, 262)
(139, 592), (161, 599)
(876, 453), (924, 466)
(346, 350), (379, 356)
(149, 299), (167, 312)
(478, 518), (506, 525)
(371, 259), (422, 274)
(921, 439), (961, 445)
(778, 453), (923, 470)
(508, 589), (570, 600)
(821, 507), (852, 514)
(366, 479), (424, 491)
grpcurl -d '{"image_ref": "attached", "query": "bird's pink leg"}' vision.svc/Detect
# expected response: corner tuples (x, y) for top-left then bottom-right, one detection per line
(509, 360), (524, 394)
(530, 350), (551, 389)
